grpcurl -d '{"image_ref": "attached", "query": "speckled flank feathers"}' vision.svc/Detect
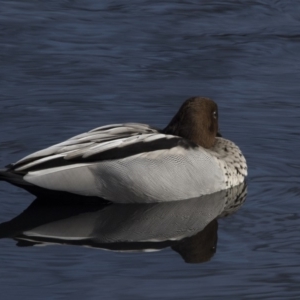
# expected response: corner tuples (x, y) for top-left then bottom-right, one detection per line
(211, 138), (247, 190)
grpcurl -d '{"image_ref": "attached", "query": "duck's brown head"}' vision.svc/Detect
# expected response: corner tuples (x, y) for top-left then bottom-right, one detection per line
(163, 97), (219, 149)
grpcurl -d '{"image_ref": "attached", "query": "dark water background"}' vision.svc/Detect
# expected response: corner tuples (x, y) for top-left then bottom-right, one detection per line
(1, 0), (300, 299)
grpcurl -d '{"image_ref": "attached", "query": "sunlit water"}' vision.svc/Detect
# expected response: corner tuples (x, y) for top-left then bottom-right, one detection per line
(1, 0), (300, 299)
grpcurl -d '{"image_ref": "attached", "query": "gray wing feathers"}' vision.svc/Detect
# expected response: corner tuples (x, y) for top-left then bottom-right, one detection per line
(89, 123), (152, 133)
(13, 123), (158, 170)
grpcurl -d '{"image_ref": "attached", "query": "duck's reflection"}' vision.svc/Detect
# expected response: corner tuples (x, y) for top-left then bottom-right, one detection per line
(0, 182), (247, 263)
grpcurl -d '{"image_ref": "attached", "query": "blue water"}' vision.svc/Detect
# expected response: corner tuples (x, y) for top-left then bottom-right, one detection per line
(1, 0), (300, 299)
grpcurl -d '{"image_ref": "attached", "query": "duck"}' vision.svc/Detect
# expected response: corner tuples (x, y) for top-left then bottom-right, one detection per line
(0, 97), (247, 203)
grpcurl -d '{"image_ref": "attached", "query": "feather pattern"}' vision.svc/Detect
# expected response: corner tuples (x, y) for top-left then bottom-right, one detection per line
(12, 123), (159, 170)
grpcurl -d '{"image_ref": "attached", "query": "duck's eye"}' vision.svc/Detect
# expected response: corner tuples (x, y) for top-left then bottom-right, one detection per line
(213, 111), (217, 119)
